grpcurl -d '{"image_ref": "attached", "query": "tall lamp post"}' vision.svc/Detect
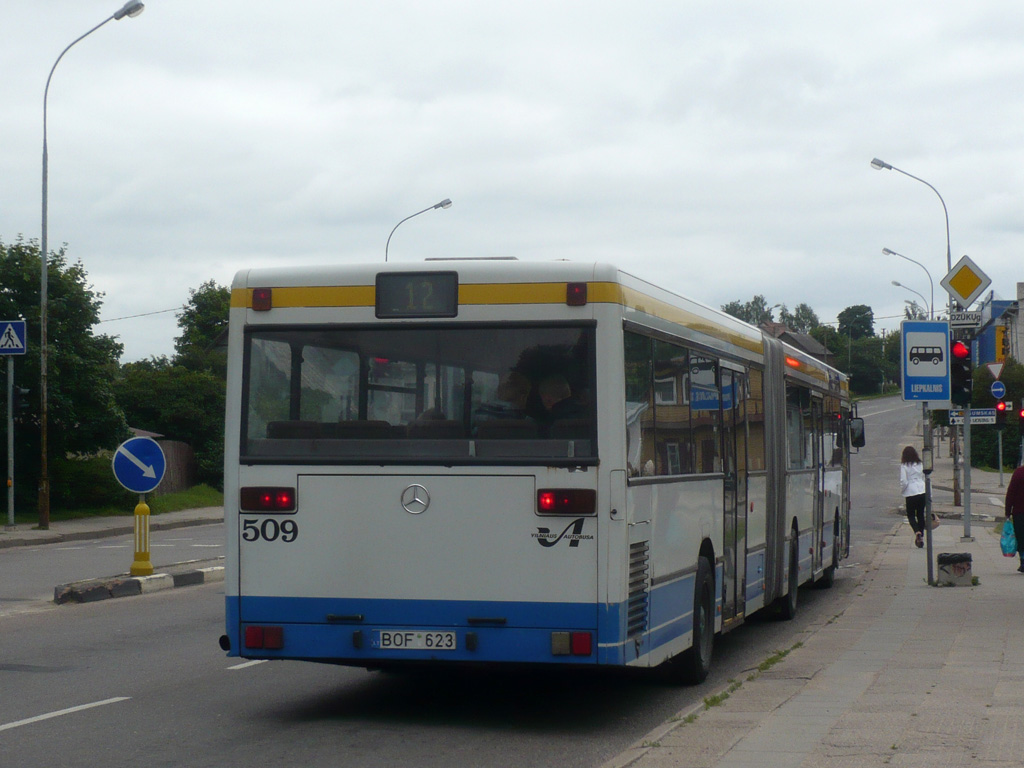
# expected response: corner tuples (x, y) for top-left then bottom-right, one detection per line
(384, 199), (452, 262)
(871, 156), (963, 576)
(871, 159), (952, 283)
(39, 0), (145, 529)
(883, 248), (934, 319)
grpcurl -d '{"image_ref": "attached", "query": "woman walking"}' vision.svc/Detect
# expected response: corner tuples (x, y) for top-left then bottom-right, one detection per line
(900, 445), (927, 548)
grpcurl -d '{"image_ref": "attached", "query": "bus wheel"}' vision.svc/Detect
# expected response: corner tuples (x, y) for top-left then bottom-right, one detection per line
(678, 556), (714, 684)
(778, 536), (799, 620)
(817, 517), (839, 590)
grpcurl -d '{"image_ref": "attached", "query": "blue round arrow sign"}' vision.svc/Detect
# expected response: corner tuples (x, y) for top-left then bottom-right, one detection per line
(991, 381), (1006, 400)
(112, 437), (166, 494)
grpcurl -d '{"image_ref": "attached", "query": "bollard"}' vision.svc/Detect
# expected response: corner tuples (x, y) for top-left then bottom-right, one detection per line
(130, 495), (154, 576)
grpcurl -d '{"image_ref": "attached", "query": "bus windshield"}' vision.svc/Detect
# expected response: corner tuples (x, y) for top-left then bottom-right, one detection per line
(241, 324), (596, 464)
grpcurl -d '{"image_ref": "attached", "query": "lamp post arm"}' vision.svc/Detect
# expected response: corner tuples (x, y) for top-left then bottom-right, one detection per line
(886, 249), (935, 319)
(888, 166), (952, 275)
(385, 206), (433, 263)
(384, 199), (452, 262)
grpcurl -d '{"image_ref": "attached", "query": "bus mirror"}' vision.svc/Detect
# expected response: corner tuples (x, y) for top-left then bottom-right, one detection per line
(849, 417), (866, 448)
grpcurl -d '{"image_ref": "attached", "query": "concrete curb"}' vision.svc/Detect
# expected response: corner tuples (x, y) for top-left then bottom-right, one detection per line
(599, 522), (904, 768)
(54, 563), (224, 605)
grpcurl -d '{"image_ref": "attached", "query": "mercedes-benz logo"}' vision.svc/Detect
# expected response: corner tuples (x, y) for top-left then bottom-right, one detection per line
(401, 484), (430, 514)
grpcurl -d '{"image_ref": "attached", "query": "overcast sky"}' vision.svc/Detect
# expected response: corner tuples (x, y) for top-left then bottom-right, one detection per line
(2, 1), (1022, 362)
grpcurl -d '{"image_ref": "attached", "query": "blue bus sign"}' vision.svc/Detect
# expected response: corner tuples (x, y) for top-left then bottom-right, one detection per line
(112, 437), (166, 494)
(901, 320), (951, 402)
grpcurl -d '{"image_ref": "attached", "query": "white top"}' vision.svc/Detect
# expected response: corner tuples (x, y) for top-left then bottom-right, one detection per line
(900, 461), (926, 497)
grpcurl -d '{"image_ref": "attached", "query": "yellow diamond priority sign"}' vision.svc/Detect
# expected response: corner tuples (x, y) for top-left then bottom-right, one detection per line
(940, 254), (991, 308)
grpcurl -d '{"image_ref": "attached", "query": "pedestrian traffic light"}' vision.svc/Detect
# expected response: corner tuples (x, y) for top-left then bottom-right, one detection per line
(12, 386), (30, 413)
(949, 339), (972, 406)
(995, 400), (1007, 429)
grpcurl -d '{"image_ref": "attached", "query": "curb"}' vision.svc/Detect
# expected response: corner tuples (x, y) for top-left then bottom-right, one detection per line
(599, 521), (904, 768)
(53, 564), (224, 605)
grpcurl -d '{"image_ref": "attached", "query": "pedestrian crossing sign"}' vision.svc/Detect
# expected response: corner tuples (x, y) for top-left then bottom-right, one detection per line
(0, 320), (27, 355)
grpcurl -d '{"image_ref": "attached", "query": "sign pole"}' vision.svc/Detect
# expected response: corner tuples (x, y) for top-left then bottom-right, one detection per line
(6, 356), (13, 529)
(923, 402), (935, 585)
(962, 408), (974, 541)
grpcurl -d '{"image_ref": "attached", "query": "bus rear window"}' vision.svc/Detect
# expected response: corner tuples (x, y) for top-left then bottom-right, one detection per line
(241, 324), (596, 464)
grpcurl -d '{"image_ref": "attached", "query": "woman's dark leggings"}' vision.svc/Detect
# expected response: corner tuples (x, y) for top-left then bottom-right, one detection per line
(905, 493), (927, 534)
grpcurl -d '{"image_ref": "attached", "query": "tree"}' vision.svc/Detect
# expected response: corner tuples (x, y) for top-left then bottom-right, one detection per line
(115, 357), (225, 487)
(114, 280), (230, 489)
(837, 305), (874, 340)
(721, 295), (777, 326)
(903, 301), (928, 320)
(174, 280), (230, 376)
(779, 303), (819, 334)
(0, 237), (129, 512)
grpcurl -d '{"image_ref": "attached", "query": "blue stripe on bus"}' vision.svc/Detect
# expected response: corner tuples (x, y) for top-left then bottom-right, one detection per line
(226, 576), (701, 667)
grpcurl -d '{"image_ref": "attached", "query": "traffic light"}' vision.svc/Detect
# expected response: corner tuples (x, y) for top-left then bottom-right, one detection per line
(949, 339), (972, 406)
(11, 386), (30, 414)
(1019, 406), (1024, 429)
(996, 400), (1007, 430)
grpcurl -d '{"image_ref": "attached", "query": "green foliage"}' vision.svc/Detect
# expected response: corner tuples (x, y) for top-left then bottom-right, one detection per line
(174, 280), (229, 376)
(114, 357), (225, 489)
(837, 305), (875, 340)
(721, 295), (777, 326)
(968, 359), (1024, 470)
(0, 237), (130, 513)
(779, 303), (820, 333)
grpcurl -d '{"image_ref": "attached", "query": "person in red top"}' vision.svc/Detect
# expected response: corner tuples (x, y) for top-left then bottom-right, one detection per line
(1005, 464), (1024, 573)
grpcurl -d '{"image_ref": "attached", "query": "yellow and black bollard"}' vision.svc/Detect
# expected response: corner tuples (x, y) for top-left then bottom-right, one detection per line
(130, 494), (153, 576)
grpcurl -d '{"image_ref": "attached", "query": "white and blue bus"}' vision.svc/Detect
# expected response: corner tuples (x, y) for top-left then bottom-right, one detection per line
(220, 260), (863, 683)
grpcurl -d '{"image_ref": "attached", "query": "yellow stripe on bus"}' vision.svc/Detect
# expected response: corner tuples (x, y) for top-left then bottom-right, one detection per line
(231, 281), (763, 354)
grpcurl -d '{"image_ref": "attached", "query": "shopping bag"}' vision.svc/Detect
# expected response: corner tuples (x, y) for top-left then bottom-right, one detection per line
(1001, 520), (1017, 557)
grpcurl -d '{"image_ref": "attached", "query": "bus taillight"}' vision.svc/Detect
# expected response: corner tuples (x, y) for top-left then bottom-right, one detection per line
(245, 625), (284, 650)
(566, 282), (587, 306)
(537, 489), (596, 515)
(252, 287), (273, 311)
(240, 486), (296, 512)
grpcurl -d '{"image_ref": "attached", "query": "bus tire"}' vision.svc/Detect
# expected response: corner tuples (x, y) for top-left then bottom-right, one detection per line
(778, 535), (799, 620)
(817, 515), (839, 590)
(678, 556), (714, 684)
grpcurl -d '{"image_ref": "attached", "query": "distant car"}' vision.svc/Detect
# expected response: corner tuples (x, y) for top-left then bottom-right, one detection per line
(909, 345), (943, 365)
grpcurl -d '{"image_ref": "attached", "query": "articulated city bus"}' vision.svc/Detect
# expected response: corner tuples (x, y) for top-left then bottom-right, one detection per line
(220, 259), (863, 683)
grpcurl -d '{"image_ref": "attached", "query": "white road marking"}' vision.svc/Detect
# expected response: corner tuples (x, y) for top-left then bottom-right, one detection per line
(227, 660), (267, 671)
(0, 697), (130, 733)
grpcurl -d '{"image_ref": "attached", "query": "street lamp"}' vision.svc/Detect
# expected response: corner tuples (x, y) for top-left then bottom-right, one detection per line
(384, 198), (452, 262)
(870, 158), (952, 289)
(883, 248), (934, 319)
(891, 281), (930, 317)
(39, 0), (145, 529)
(871, 156), (962, 563)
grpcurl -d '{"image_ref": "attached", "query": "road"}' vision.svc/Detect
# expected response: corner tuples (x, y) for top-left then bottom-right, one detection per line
(0, 397), (914, 767)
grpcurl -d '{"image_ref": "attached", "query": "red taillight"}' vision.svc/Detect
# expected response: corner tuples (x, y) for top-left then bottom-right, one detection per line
(252, 287), (272, 311)
(571, 631), (592, 656)
(537, 489), (596, 516)
(245, 625), (284, 650)
(566, 282), (587, 306)
(785, 356), (801, 369)
(240, 486), (296, 512)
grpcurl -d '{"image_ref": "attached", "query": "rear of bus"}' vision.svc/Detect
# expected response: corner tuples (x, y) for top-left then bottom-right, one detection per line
(222, 262), (608, 668)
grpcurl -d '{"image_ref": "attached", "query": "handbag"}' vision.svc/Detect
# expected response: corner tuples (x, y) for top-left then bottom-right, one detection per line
(930, 514), (941, 530)
(1001, 520), (1017, 557)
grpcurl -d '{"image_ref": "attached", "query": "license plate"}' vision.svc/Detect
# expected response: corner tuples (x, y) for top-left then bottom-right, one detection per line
(378, 630), (457, 650)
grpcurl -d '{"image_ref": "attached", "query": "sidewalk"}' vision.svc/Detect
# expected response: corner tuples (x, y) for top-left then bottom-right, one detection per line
(607, 465), (1024, 768)
(0, 506), (224, 550)
(0, 506), (224, 604)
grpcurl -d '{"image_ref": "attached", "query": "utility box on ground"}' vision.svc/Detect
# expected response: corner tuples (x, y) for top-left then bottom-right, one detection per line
(936, 552), (973, 586)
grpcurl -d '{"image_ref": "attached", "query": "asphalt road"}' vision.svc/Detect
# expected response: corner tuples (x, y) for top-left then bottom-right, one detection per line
(0, 397), (914, 767)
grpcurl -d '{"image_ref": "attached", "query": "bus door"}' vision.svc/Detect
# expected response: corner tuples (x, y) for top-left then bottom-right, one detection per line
(811, 397), (825, 573)
(721, 370), (747, 625)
